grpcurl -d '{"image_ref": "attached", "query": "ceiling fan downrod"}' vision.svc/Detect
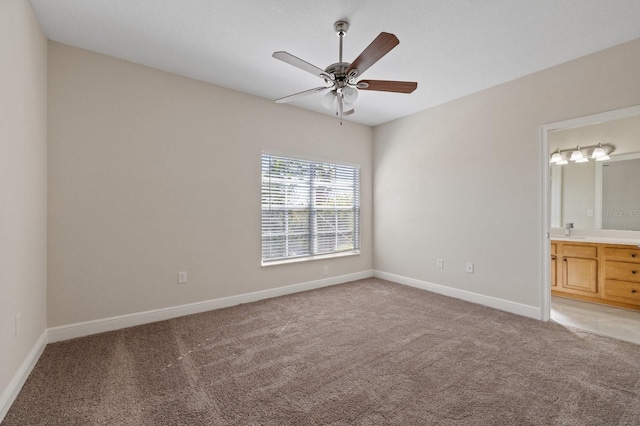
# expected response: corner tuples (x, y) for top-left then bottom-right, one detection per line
(334, 20), (349, 63)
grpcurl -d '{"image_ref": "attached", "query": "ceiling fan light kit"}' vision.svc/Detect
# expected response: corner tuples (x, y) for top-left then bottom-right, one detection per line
(272, 20), (418, 125)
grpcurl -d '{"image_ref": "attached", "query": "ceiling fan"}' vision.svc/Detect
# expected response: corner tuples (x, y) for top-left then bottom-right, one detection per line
(272, 20), (418, 124)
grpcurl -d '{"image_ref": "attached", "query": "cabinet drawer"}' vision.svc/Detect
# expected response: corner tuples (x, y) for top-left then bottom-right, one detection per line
(605, 247), (640, 263)
(605, 261), (640, 283)
(603, 279), (640, 305)
(562, 244), (597, 259)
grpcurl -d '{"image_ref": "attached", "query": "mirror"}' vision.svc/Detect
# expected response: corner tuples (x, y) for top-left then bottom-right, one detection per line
(602, 156), (640, 230)
(549, 113), (640, 231)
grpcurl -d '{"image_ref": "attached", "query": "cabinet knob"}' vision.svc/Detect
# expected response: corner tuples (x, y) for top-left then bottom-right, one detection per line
(632, 289), (638, 294)
(632, 254), (637, 258)
(632, 271), (638, 275)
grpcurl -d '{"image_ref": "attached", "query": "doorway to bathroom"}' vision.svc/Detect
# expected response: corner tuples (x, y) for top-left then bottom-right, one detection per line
(541, 105), (640, 345)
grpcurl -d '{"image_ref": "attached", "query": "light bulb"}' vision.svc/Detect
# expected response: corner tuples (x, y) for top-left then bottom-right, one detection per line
(342, 86), (358, 104)
(321, 91), (337, 110)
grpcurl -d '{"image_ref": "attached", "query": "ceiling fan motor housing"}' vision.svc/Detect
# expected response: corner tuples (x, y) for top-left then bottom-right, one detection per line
(324, 62), (351, 88)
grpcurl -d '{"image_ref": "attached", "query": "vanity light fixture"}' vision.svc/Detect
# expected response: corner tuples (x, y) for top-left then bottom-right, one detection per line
(549, 143), (615, 165)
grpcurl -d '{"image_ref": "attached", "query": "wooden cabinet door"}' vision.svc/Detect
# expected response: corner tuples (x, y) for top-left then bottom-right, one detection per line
(550, 243), (557, 287)
(562, 257), (598, 294)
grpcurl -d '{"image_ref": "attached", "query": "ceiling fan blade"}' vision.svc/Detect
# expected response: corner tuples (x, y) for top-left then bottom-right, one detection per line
(272, 51), (332, 80)
(346, 32), (399, 78)
(357, 80), (417, 93)
(275, 86), (329, 103)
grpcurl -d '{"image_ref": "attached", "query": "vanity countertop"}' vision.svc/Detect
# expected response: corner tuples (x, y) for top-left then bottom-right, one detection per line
(551, 235), (640, 246)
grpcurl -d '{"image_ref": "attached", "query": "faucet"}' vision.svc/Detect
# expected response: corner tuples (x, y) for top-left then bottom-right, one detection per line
(565, 223), (574, 236)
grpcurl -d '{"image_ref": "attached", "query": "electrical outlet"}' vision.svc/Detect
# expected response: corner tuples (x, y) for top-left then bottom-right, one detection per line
(437, 259), (444, 269)
(178, 271), (187, 284)
(466, 262), (474, 273)
(323, 266), (329, 276)
(15, 313), (21, 337)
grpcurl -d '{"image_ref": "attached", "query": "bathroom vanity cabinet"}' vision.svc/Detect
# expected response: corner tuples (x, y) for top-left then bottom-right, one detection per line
(551, 240), (640, 311)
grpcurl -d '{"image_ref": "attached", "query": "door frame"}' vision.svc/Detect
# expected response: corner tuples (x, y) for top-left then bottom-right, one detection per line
(540, 104), (640, 321)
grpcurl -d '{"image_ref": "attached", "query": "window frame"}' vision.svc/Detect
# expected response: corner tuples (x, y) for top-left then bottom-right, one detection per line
(261, 152), (361, 266)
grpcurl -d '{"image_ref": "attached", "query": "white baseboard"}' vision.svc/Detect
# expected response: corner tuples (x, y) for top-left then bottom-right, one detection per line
(373, 270), (541, 320)
(48, 270), (374, 343)
(0, 330), (47, 423)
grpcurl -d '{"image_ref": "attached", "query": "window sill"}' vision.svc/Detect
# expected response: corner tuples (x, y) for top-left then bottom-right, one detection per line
(261, 250), (360, 267)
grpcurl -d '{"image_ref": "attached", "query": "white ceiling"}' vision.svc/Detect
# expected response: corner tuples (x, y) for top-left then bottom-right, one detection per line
(30, 0), (640, 127)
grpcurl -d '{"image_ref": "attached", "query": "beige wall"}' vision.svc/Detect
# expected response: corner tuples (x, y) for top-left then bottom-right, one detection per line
(373, 38), (640, 309)
(47, 42), (373, 327)
(0, 0), (48, 407)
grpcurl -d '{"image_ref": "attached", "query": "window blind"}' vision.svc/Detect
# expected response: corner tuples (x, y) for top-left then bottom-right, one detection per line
(261, 154), (360, 263)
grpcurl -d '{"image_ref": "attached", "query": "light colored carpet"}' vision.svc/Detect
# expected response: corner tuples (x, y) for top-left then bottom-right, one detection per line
(4, 278), (640, 425)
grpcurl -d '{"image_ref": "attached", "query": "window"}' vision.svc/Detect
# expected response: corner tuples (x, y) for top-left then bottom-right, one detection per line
(261, 154), (360, 264)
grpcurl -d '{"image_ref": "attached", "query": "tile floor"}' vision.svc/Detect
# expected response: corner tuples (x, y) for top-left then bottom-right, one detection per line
(551, 296), (640, 345)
